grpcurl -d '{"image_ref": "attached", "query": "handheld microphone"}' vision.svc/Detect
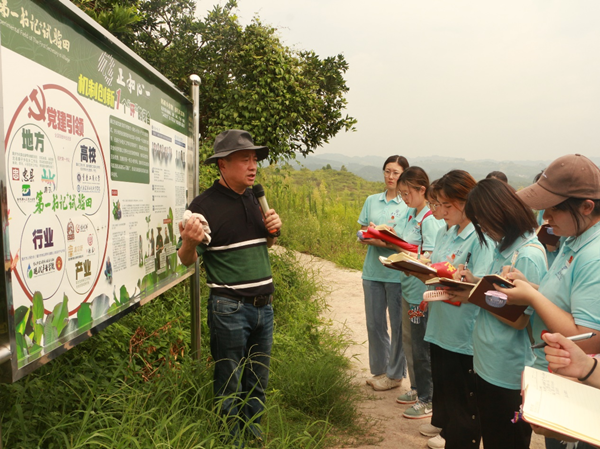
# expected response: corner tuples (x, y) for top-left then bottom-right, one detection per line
(252, 184), (278, 234)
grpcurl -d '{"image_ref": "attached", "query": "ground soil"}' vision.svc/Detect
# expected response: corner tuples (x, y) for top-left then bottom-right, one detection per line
(286, 250), (545, 449)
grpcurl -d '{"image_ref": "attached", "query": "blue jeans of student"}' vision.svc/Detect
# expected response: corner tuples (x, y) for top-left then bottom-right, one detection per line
(362, 280), (407, 379)
(405, 301), (432, 403)
(207, 294), (274, 433)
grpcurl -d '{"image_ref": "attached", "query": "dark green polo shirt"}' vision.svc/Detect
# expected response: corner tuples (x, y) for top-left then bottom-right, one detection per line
(179, 180), (274, 297)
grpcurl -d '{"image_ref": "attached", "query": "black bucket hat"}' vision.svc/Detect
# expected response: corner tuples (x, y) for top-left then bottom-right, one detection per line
(204, 129), (269, 164)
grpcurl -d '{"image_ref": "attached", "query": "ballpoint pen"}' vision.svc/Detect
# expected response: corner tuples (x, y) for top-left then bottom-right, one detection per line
(461, 252), (471, 282)
(531, 332), (596, 349)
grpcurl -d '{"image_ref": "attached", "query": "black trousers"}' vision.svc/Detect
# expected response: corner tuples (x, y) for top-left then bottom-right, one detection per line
(430, 343), (481, 449)
(475, 374), (531, 449)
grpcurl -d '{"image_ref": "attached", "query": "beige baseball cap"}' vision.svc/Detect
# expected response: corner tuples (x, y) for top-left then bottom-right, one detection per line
(518, 154), (600, 209)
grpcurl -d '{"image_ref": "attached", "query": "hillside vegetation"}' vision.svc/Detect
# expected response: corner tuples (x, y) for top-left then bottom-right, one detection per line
(259, 164), (382, 270)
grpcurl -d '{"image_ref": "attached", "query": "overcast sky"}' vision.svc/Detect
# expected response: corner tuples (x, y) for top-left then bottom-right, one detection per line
(196, 1), (600, 162)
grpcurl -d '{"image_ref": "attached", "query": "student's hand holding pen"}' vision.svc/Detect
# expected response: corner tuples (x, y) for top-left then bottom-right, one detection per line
(500, 266), (541, 290)
(455, 264), (478, 284)
(500, 266), (526, 281)
(530, 332), (600, 441)
(542, 333), (600, 386)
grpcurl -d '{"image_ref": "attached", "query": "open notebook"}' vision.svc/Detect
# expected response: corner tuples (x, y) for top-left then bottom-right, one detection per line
(379, 253), (436, 276)
(521, 365), (600, 446)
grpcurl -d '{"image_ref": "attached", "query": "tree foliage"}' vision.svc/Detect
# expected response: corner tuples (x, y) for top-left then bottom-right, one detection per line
(73, 0), (356, 161)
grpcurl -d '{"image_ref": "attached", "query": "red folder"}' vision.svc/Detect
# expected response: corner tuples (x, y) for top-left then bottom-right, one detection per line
(362, 228), (419, 253)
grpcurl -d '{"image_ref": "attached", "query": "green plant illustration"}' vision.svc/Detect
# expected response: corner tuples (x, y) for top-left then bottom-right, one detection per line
(14, 289), (130, 365)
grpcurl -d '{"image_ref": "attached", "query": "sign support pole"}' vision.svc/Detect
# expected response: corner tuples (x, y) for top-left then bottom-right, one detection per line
(0, 347), (9, 448)
(189, 75), (201, 361)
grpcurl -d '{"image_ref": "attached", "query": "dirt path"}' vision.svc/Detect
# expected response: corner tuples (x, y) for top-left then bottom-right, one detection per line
(285, 250), (544, 449)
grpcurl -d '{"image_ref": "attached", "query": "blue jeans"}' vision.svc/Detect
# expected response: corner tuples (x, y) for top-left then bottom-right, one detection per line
(362, 280), (407, 379)
(207, 294), (274, 432)
(405, 301), (432, 403)
(402, 296), (416, 390)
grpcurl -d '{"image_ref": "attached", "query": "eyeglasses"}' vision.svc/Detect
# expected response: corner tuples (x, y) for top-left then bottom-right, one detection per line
(426, 201), (440, 211)
(383, 170), (402, 179)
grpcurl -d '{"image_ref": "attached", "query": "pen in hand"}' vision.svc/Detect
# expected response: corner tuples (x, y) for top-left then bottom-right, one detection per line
(460, 252), (472, 282)
(531, 332), (596, 349)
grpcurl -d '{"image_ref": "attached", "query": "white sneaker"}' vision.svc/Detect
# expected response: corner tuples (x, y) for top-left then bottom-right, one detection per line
(365, 374), (386, 387)
(419, 423), (442, 437)
(427, 434), (445, 449)
(371, 375), (402, 391)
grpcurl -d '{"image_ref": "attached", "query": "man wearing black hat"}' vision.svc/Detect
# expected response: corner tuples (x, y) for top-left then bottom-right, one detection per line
(177, 129), (282, 437)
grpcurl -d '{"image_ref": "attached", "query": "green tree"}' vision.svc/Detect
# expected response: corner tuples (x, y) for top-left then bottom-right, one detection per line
(73, 0), (141, 38)
(73, 0), (356, 162)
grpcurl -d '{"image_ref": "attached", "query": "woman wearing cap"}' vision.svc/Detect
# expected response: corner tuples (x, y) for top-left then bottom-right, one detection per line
(358, 155), (410, 391)
(497, 154), (600, 449)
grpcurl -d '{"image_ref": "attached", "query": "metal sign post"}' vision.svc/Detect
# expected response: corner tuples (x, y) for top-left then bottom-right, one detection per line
(189, 75), (201, 360)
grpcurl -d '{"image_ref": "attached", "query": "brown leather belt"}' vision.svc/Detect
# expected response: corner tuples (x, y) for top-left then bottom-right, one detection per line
(217, 293), (273, 307)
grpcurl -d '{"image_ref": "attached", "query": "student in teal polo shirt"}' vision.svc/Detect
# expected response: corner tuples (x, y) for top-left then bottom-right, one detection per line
(394, 167), (443, 420)
(358, 155), (410, 391)
(459, 178), (548, 449)
(499, 154), (600, 449)
(422, 170), (495, 449)
(396, 180), (449, 415)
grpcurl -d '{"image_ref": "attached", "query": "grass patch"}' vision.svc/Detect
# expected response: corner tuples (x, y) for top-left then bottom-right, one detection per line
(1, 249), (362, 448)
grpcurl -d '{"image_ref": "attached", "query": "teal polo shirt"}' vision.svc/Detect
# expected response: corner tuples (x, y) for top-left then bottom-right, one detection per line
(358, 192), (409, 283)
(424, 223), (495, 355)
(399, 206), (444, 304)
(473, 232), (548, 389)
(532, 221), (600, 370)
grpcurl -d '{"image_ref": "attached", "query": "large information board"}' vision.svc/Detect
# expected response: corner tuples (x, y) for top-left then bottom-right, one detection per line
(0, 0), (195, 382)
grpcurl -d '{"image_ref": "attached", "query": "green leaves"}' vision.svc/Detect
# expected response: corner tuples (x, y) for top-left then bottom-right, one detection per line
(78, 303), (93, 329)
(15, 306), (30, 335)
(119, 285), (130, 306)
(72, 0), (356, 162)
(51, 295), (69, 337)
(32, 292), (44, 346)
(197, 9), (356, 161)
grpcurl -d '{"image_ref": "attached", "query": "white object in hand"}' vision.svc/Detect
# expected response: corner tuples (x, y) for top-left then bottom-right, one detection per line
(182, 210), (212, 244)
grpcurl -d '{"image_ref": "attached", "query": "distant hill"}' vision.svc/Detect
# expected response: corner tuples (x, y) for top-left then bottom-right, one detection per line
(289, 153), (600, 189)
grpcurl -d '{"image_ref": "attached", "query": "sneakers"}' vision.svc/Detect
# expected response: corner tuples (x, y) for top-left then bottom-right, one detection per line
(396, 389), (418, 404)
(402, 400), (433, 419)
(427, 434), (445, 449)
(419, 422), (442, 437)
(371, 375), (402, 391)
(365, 374), (386, 387)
